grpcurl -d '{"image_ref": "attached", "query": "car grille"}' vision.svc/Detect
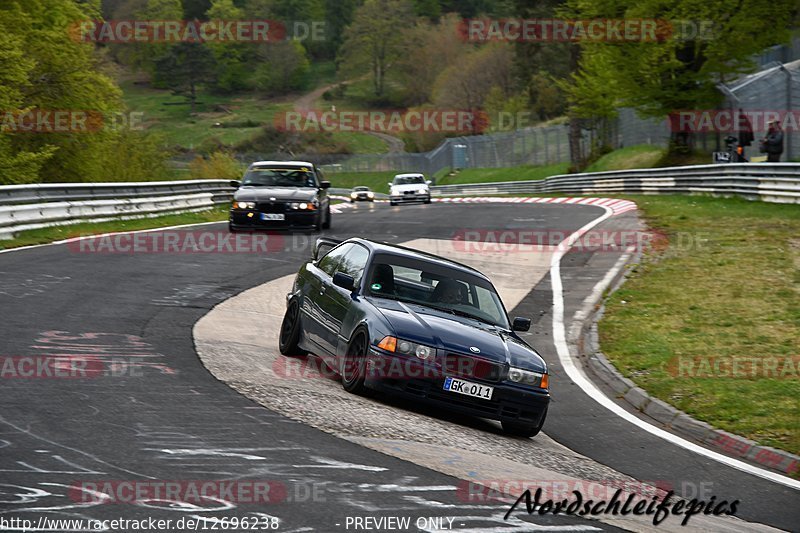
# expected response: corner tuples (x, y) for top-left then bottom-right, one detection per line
(441, 353), (504, 383)
(257, 202), (287, 213)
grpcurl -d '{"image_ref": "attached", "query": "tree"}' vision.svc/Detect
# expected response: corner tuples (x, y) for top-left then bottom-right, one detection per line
(396, 13), (469, 106)
(339, 0), (415, 99)
(0, 25), (55, 184)
(433, 43), (515, 110)
(254, 40), (311, 94)
(565, 0), (798, 152)
(154, 42), (217, 113)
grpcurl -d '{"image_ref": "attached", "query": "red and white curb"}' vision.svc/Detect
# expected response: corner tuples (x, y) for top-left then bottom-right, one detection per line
(433, 196), (638, 215)
(332, 196), (638, 216)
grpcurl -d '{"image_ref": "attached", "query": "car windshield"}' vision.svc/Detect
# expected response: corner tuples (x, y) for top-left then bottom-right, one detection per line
(393, 175), (424, 185)
(353, 186), (369, 191)
(242, 167), (317, 188)
(366, 255), (510, 329)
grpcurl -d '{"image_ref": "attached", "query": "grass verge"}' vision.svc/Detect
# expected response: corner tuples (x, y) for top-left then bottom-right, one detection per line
(600, 195), (799, 456)
(0, 207), (228, 251)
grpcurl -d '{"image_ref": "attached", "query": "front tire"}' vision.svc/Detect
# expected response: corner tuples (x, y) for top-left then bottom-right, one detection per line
(322, 205), (331, 229)
(279, 300), (302, 356)
(341, 330), (369, 394)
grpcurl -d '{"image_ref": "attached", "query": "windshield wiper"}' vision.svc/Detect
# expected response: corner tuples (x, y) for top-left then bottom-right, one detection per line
(421, 303), (493, 325)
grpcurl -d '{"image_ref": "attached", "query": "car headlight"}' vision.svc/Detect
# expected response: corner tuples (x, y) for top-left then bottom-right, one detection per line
(507, 367), (548, 388)
(289, 202), (316, 210)
(351, 193), (358, 198)
(233, 201), (255, 209)
(419, 189), (427, 194)
(367, 192), (374, 198)
(377, 336), (437, 361)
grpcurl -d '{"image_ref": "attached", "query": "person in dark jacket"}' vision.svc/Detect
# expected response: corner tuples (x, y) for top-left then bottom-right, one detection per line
(735, 109), (754, 162)
(763, 120), (784, 162)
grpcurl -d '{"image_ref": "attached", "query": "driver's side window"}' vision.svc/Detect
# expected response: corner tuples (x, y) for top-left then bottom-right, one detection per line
(318, 243), (353, 277)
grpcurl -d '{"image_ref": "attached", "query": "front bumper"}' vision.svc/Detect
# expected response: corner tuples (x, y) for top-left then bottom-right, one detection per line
(390, 193), (430, 204)
(351, 194), (374, 202)
(363, 349), (549, 426)
(229, 209), (320, 230)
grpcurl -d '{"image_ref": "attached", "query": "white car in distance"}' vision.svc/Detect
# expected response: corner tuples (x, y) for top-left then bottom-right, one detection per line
(389, 173), (432, 206)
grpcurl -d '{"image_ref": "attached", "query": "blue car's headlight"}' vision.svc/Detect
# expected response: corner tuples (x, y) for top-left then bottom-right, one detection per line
(377, 336), (436, 361)
(507, 367), (548, 388)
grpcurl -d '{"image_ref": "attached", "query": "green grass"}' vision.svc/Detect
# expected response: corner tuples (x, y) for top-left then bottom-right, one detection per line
(121, 80), (290, 150)
(0, 207), (228, 251)
(436, 164), (569, 185)
(600, 195), (800, 456)
(585, 145), (665, 172)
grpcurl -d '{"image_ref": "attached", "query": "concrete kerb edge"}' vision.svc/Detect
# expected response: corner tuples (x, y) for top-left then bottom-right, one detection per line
(567, 217), (800, 478)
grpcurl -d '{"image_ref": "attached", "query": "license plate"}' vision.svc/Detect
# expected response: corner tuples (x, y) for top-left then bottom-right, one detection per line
(443, 376), (493, 400)
(261, 213), (285, 221)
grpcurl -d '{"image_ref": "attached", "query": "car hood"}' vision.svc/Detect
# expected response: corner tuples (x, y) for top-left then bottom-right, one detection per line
(370, 299), (546, 372)
(391, 183), (427, 193)
(235, 187), (318, 202)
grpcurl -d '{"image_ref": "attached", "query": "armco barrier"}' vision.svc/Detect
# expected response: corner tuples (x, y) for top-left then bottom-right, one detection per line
(0, 180), (234, 239)
(2, 164), (797, 239)
(431, 163), (800, 204)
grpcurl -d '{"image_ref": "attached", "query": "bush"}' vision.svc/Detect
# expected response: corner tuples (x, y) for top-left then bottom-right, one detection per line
(189, 151), (244, 180)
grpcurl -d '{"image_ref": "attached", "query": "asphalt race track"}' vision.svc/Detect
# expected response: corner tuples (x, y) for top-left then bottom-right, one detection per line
(1, 201), (798, 532)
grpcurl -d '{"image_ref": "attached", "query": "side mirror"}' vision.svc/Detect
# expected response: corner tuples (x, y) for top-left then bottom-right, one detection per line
(512, 317), (531, 332)
(426, 180), (432, 185)
(387, 182), (393, 187)
(320, 181), (331, 189)
(229, 180), (241, 188)
(333, 272), (356, 292)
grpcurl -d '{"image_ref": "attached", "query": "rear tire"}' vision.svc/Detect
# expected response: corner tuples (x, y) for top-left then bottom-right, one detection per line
(279, 300), (302, 356)
(341, 330), (369, 394)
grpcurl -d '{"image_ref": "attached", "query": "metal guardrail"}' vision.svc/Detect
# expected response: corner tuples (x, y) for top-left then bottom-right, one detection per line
(431, 163), (800, 204)
(0, 180), (235, 239)
(1, 164), (796, 239)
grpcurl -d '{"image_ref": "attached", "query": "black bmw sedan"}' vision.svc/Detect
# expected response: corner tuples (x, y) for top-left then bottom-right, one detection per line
(229, 161), (331, 232)
(279, 237), (550, 437)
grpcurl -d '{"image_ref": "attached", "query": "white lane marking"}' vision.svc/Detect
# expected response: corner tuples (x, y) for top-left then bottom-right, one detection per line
(550, 206), (800, 491)
(0, 221), (224, 255)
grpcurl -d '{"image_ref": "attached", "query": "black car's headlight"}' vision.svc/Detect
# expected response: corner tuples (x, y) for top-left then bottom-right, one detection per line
(507, 367), (548, 389)
(377, 336), (436, 361)
(233, 201), (255, 209)
(289, 201), (317, 210)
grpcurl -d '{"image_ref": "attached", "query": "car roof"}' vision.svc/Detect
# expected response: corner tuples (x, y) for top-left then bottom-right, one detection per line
(249, 161), (315, 168)
(394, 173), (424, 178)
(353, 186), (370, 189)
(346, 238), (489, 281)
